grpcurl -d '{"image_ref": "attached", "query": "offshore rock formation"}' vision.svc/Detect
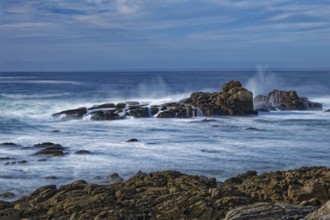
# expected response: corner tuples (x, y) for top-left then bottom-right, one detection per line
(1, 167), (329, 219)
(254, 90), (322, 111)
(52, 80), (257, 121)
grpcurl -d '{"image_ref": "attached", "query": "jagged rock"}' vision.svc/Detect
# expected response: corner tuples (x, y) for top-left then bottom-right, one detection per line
(52, 107), (87, 120)
(306, 200), (330, 219)
(224, 202), (316, 220)
(222, 80), (242, 93)
(53, 80), (257, 121)
(254, 90), (322, 111)
(1, 167), (329, 219)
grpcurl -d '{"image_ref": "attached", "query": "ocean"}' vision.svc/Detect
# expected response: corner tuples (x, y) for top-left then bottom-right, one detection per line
(1, 70), (330, 199)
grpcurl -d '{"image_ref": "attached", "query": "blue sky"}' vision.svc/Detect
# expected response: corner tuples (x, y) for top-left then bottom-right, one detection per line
(1, 0), (330, 71)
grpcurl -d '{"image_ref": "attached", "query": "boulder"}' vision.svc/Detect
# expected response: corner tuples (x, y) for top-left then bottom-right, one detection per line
(75, 150), (91, 155)
(325, 109), (330, 112)
(306, 200), (330, 220)
(254, 90), (322, 111)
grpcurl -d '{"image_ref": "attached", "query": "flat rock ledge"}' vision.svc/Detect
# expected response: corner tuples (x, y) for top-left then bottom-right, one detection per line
(1, 167), (330, 220)
(52, 80), (257, 121)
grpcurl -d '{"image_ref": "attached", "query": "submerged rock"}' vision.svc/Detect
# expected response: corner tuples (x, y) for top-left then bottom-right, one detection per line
(126, 138), (139, 142)
(0, 142), (20, 147)
(254, 90), (322, 111)
(75, 150), (91, 155)
(33, 143), (65, 156)
(1, 167), (329, 219)
(325, 109), (330, 112)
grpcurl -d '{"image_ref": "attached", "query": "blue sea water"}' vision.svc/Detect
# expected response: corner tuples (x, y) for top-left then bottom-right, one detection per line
(0, 70), (330, 199)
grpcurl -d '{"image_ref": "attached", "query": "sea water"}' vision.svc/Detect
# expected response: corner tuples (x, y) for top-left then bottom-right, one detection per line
(0, 70), (330, 199)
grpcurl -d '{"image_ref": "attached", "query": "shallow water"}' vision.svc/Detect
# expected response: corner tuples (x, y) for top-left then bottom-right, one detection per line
(0, 70), (330, 199)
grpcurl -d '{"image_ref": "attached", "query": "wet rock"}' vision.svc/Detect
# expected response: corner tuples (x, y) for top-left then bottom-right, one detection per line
(0, 192), (15, 200)
(88, 103), (115, 110)
(305, 200), (330, 219)
(325, 109), (330, 112)
(0, 142), (20, 147)
(126, 138), (139, 142)
(75, 150), (91, 155)
(35, 148), (64, 156)
(52, 107), (87, 120)
(33, 142), (64, 149)
(225, 202), (316, 220)
(245, 127), (265, 131)
(106, 173), (123, 184)
(254, 90), (323, 111)
(45, 176), (57, 180)
(52, 80), (257, 120)
(51, 130), (60, 133)
(0, 157), (16, 161)
(89, 110), (122, 120)
(4, 160), (28, 165)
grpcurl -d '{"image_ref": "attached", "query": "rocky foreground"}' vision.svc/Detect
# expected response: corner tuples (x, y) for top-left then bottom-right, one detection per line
(1, 167), (330, 219)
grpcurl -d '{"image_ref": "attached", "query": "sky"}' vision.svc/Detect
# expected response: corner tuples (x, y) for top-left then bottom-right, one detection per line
(0, 0), (330, 71)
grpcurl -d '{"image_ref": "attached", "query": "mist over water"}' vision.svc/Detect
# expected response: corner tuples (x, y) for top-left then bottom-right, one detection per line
(0, 70), (330, 199)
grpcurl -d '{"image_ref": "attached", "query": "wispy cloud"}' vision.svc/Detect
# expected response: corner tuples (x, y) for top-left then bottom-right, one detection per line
(1, 0), (330, 70)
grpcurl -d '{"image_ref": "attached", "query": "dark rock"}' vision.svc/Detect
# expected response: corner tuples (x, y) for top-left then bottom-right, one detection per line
(115, 102), (126, 109)
(89, 110), (122, 120)
(88, 103), (115, 110)
(0, 192), (15, 199)
(254, 90), (322, 111)
(45, 176), (57, 180)
(52, 107), (87, 120)
(51, 130), (60, 133)
(325, 109), (330, 112)
(75, 150), (91, 155)
(126, 138), (139, 142)
(52, 80), (257, 120)
(106, 173), (123, 184)
(126, 106), (149, 118)
(35, 148), (64, 156)
(0, 142), (19, 147)
(4, 160), (28, 165)
(33, 142), (64, 149)
(245, 127), (265, 131)
(0, 157), (16, 161)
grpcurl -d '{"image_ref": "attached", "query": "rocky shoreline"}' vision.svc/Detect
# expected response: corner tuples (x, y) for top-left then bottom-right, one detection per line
(1, 167), (330, 219)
